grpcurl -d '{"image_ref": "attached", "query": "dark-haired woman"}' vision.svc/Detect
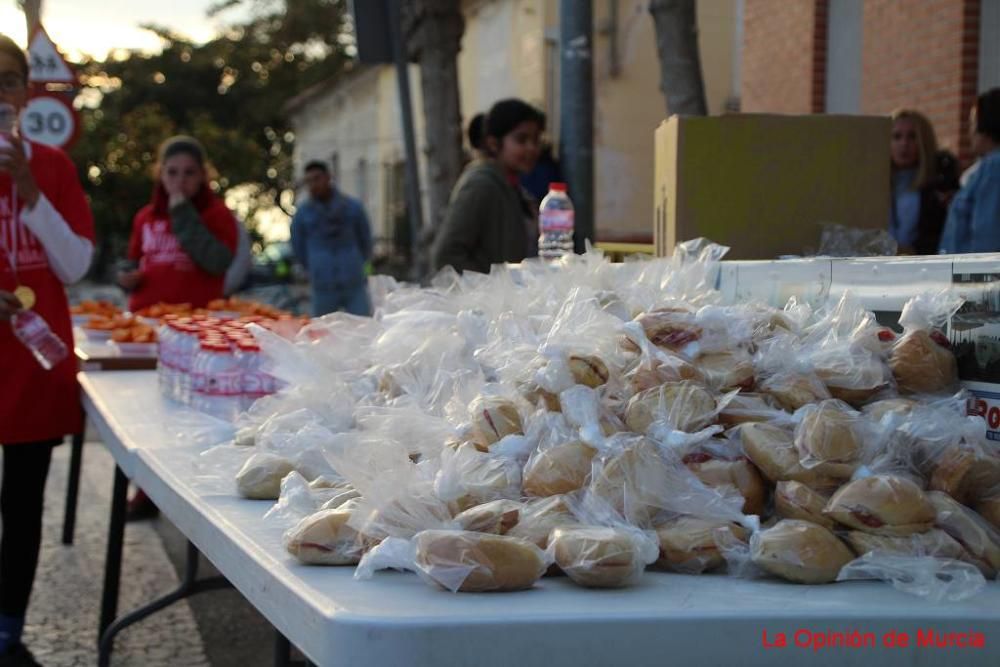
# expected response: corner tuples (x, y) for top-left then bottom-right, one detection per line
(0, 33), (95, 666)
(432, 98), (544, 274)
(118, 135), (237, 310)
(939, 88), (1000, 254)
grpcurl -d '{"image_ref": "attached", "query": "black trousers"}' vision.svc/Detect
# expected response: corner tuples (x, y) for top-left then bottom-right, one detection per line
(0, 440), (58, 617)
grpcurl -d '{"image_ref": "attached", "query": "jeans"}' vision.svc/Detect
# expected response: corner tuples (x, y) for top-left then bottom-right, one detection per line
(311, 284), (372, 317)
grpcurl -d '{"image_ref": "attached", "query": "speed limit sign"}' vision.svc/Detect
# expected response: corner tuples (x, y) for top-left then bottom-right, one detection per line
(20, 93), (79, 150)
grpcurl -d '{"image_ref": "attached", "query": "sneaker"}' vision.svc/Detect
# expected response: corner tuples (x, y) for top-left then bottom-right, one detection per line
(125, 492), (160, 522)
(0, 642), (42, 667)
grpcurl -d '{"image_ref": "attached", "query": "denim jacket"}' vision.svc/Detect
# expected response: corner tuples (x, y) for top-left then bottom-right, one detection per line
(939, 150), (1000, 254)
(290, 191), (373, 289)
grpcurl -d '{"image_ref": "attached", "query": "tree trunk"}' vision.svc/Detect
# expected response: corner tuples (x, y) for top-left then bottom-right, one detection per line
(648, 0), (707, 116)
(403, 0), (465, 237)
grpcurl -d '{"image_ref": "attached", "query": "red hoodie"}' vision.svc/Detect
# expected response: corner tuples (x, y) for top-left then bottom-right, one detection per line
(127, 183), (237, 311)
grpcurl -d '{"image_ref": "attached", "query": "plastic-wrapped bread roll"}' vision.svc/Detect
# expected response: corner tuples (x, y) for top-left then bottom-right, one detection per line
(718, 393), (782, 428)
(890, 330), (958, 394)
(750, 519), (854, 584)
(413, 530), (548, 592)
(469, 395), (523, 446)
(549, 526), (658, 588)
(624, 354), (705, 395)
(683, 454), (767, 516)
(453, 499), (523, 535)
(739, 422), (841, 489)
(588, 437), (672, 527)
(236, 452), (296, 500)
(696, 352), (755, 392)
(435, 442), (523, 514)
(654, 516), (749, 573)
(774, 481), (835, 530)
(862, 398), (917, 422)
(522, 440), (597, 497)
(507, 496), (578, 548)
(284, 501), (367, 565)
(793, 400), (861, 478)
(845, 528), (966, 560)
(927, 445), (1000, 505)
(568, 354), (610, 388)
(631, 309), (702, 353)
(927, 491), (1000, 577)
(978, 494), (1000, 531)
(623, 381), (717, 434)
(758, 372), (830, 412)
(823, 475), (936, 536)
(813, 354), (889, 406)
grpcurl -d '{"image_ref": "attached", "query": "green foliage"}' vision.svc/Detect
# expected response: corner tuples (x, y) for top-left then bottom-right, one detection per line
(70, 0), (351, 277)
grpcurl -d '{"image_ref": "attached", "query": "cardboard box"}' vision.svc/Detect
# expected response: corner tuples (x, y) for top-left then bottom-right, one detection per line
(654, 114), (891, 259)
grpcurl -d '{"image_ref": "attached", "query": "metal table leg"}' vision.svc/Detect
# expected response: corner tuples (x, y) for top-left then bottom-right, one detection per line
(61, 422), (86, 545)
(98, 540), (231, 667)
(99, 464), (128, 642)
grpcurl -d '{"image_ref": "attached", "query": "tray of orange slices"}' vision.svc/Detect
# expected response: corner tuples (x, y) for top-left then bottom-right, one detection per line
(71, 300), (122, 327)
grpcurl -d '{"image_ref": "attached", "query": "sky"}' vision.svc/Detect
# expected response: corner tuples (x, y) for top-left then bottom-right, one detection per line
(2, 0), (248, 59)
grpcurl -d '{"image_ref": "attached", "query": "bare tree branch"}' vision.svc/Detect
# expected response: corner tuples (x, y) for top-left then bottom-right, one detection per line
(649, 0), (707, 116)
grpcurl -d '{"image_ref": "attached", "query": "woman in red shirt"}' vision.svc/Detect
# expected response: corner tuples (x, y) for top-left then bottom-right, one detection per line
(118, 136), (237, 311)
(0, 35), (95, 665)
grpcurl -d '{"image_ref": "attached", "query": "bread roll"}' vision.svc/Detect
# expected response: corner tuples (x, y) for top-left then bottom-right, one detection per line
(523, 440), (597, 497)
(683, 455), (767, 516)
(978, 495), (1000, 531)
(568, 354), (610, 388)
(696, 352), (755, 392)
(862, 398), (917, 422)
(624, 381), (716, 433)
(469, 396), (523, 446)
(624, 355), (705, 394)
(928, 491), (1000, 577)
(793, 400), (861, 477)
(284, 505), (367, 565)
(813, 355), (889, 406)
(236, 452), (295, 500)
(550, 527), (655, 588)
(740, 422), (842, 488)
(890, 330), (958, 394)
(453, 499), (523, 535)
(845, 528), (966, 560)
(823, 475), (936, 536)
(927, 446), (1000, 505)
(759, 373), (830, 412)
(774, 481), (835, 530)
(507, 496), (578, 548)
(654, 516), (749, 573)
(718, 393), (781, 427)
(750, 519), (854, 584)
(589, 437), (671, 526)
(633, 310), (702, 352)
(414, 530), (547, 592)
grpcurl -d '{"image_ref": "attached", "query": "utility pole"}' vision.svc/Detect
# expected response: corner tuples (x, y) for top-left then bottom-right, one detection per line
(559, 0), (594, 253)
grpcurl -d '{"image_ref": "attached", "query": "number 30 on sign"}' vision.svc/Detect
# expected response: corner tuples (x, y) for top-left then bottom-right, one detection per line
(20, 93), (79, 150)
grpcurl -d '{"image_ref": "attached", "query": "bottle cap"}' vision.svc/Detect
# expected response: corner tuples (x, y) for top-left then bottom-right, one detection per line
(548, 182), (567, 192)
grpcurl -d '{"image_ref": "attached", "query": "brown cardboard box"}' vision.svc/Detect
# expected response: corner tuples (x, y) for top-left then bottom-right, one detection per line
(653, 114), (891, 259)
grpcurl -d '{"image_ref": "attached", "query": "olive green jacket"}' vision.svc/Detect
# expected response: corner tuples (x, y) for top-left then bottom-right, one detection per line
(431, 161), (538, 274)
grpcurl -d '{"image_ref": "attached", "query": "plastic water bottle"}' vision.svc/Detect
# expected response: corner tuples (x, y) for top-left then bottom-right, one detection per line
(538, 182), (575, 260)
(175, 323), (200, 405)
(11, 310), (68, 370)
(157, 320), (178, 398)
(193, 340), (243, 421)
(235, 338), (270, 411)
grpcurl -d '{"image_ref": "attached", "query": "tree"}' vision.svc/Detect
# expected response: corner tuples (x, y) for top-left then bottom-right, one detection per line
(71, 0), (352, 278)
(17, 0), (40, 34)
(649, 0), (707, 116)
(402, 0), (465, 239)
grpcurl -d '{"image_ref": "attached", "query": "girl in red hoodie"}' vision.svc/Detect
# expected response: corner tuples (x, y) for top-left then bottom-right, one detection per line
(118, 136), (237, 311)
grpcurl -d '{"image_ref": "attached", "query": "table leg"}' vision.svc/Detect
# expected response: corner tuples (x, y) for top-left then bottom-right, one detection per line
(98, 541), (231, 667)
(274, 631), (291, 667)
(98, 465), (128, 642)
(61, 424), (86, 545)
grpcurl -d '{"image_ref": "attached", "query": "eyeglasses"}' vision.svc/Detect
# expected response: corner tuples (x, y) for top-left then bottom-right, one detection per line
(0, 73), (25, 93)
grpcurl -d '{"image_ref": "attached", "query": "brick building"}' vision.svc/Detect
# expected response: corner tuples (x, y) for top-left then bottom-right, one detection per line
(741, 0), (1000, 162)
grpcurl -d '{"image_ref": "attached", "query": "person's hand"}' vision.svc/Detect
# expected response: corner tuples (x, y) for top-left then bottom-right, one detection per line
(0, 134), (40, 209)
(117, 269), (142, 291)
(0, 290), (22, 321)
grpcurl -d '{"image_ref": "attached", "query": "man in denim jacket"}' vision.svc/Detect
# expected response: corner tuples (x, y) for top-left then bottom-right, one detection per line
(291, 161), (373, 316)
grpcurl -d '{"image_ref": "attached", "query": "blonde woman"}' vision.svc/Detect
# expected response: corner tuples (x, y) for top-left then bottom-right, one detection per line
(889, 110), (959, 254)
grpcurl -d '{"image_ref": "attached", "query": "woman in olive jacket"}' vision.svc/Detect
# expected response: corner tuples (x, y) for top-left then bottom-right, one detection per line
(432, 99), (545, 274)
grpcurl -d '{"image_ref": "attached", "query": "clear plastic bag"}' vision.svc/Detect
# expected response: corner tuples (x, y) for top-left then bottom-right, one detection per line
(283, 500), (370, 566)
(434, 442), (522, 514)
(890, 291), (963, 395)
(410, 529), (550, 592)
(836, 554), (986, 602)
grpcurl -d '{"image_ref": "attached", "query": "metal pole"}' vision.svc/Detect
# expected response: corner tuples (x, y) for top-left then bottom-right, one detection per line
(386, 0), (425, 280)
(559, 0), (594, 253)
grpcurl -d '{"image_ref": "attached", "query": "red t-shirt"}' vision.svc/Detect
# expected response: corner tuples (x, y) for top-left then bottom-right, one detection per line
(0, 142), (95, 444)
(126, 187), (237, 311)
